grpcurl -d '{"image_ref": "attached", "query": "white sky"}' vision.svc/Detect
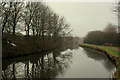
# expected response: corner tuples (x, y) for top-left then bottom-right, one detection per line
(46, 2), (118, 37)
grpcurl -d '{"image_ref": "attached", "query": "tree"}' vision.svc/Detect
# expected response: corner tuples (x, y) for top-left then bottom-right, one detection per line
(1, 2), (12, 34)
(10, 2), (24, 36)
(1, 2), (24, 35)
(24, 2), (35, 37)
(103, 23), (117, 33)
(113, 1), (120, 33)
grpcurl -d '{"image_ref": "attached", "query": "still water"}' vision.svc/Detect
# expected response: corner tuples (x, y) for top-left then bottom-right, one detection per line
(2, 46), (116, 79)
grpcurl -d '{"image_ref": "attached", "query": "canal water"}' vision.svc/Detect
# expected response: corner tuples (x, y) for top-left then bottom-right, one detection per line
(2, 46), (116, 79)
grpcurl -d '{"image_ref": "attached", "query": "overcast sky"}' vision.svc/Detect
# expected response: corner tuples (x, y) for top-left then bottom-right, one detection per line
(46, 2), (117, 37)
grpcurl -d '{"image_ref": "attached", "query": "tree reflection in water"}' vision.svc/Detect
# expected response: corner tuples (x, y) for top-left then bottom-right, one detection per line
(2, 47), (73, 79)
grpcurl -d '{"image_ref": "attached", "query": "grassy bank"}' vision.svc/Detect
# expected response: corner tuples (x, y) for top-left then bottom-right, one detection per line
(79, 43), (120, 79)
(2, 33), (74, 59)
(2, 34), (60, 59)
(2, 39), (58, 59)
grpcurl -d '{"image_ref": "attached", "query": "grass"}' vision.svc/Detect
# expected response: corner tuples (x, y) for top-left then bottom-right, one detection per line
(79, 43), (119, 58)
(97, 46), (119, 58)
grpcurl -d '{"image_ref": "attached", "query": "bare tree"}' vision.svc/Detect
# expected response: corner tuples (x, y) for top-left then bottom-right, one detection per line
(1, 2), (12, 34)
(2, 2), (71, 41)
(11, 2), (24, 35)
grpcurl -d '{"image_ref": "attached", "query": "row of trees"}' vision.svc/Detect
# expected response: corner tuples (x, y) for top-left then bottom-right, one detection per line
(84, 23), (119, 46)
(1, 2), (71, 41)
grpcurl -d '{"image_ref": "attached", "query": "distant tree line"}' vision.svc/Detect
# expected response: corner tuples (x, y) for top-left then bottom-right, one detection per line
(84, 23), (119, 46)
(1, 2), (71, 41)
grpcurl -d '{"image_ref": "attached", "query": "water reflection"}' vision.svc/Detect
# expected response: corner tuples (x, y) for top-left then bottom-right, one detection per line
(83, 48), (115, 72)
(2, 45), (116, 79)
(2, 45), (76, 79)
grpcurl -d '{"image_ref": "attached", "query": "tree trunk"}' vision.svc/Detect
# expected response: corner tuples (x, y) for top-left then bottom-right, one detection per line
(32, 29), (35, 36)
(27, 25), (30, 37)
(41, 19), (44, 40)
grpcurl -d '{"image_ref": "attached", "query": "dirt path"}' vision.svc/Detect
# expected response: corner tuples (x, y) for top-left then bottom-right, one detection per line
(111, 47), (120, 52)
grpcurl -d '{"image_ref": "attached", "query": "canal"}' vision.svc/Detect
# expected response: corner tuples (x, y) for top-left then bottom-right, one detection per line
(2, 45), (116, 79)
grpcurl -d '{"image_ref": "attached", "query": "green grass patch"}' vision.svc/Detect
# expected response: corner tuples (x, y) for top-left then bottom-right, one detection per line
(79, 43), (119, 58)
